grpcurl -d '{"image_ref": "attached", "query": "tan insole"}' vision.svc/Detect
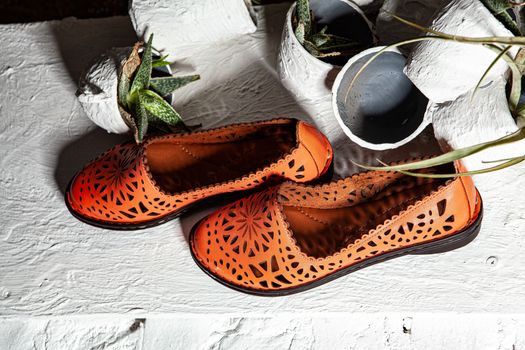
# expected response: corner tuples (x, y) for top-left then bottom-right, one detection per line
(283, 180), (445, 258)
(146, 124), (296, 194)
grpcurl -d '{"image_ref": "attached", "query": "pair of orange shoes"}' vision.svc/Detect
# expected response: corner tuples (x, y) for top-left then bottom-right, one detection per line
(66, 119), (483, 295)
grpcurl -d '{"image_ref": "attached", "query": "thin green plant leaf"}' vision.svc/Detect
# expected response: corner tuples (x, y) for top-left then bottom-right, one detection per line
(152, 54), (170, 68)
(383, 156), (525, 178)
(132, 98), (149, 144)
(296, 0), (311, 37)
(318, 34), (361, 52)
(152, 54), (169, 63)
(515, 47), (525, 73)
(517, 103), (525, 116)
(138, 89), (185, 127)
(346, 36), (450, 101)
(375, 16), (522, 112)
(479, 0), (512, 14)
(311, 32), (330, 47)
(150, 75), (200, 96)
(295, 22), (306, 44)
(471, 45), (512, 101)
(353, 127), (525, 171)
(118, 72), (131, 109)
(482, 154), (525, 163)
(148, 118), (174, 134)
(303, 39), (322, 56)
(346, 35), (524, 104)
(152, 59), (172, 68)
(485, 43), (522, 113)
(385, 11), (525, 46)
(130, 34), (154, 96)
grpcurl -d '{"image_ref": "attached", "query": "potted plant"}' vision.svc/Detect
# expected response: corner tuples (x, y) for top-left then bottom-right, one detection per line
(277, 0), (375, 100)
(347, 10), (525, 176)
(129, 0), (257, 57)
(77, 35), (200, 143)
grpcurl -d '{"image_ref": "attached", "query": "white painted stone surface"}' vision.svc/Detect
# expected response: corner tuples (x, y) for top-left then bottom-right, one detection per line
(77, 47), (131, 134)
(2, 315), (525, 349)
(129, 0), (256, 57)
(1, 5), (525, 348)
(404, 0), (517, 103)
(0, 318), (144, 350)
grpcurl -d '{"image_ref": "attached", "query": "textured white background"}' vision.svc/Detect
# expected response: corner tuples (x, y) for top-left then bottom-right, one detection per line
(0, 3), (525, 349)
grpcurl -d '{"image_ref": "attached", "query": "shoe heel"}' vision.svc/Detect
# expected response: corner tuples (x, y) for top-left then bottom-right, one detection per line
(412, 209), (483, 255)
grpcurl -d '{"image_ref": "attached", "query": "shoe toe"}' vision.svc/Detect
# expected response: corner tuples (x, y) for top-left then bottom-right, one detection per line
(191, 189), (285, 290)
(66, 142), (143, 224)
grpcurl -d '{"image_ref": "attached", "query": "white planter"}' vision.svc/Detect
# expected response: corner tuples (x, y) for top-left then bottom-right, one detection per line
(332, 46), (430, 150)
(426, 78), (523, 170)
(77, 48), (174, 134)
(404, 0), (517, 103)
(129, 0), (256, 57)
(77, 47), (131, 134)
(277, 0), (374, 101)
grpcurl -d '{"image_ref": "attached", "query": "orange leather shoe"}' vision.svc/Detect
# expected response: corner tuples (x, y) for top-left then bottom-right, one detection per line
(190, 160), (482, 295)
(66, 118), (333, 229)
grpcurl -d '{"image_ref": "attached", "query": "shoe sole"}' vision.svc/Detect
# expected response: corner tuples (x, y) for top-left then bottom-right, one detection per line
(189, 192), (483, 296)
(65, 179), (250, 231)
(64, 162), (335, 231)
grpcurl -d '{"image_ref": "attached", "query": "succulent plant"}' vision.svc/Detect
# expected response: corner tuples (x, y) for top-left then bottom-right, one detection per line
(293, 0), (362, 58)
(349, 13), (525, 177)
(118, 34), (200, 143)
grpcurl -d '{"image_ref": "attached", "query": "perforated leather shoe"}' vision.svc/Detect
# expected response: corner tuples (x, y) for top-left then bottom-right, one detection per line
(190, 160), (482, 295)
(66, 118), (333, 229)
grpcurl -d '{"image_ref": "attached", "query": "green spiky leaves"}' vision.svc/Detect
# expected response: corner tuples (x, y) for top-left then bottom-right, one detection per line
(152, 54), (171, 68)
(293, 0), (362, 58)
(117, 34), (200, 143)
(150, 75), (200, 96)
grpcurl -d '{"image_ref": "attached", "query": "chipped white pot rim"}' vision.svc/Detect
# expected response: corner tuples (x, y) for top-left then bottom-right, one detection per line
(284, 0), (376, 69)
(332, 46), (431, 151)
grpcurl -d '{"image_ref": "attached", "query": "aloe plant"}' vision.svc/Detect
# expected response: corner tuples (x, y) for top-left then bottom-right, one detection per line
(118, 34), (200, 143)
(293, 0), (363, 58)
(348, 13), (525, 177)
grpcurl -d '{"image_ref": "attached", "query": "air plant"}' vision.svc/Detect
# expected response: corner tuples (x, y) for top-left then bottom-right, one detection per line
(293, 0), (363, 58)
(349, 11), (525, 178)
(118, 34), (200, 143)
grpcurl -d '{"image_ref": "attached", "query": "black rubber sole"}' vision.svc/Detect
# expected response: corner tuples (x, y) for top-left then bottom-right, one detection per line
(189, 195), (483, 296)
(64, 162), (335, 231)
(66, 186), (190, 230)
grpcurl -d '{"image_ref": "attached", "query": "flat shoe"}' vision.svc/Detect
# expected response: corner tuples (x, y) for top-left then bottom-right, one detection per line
(66, 118), (333, 229)
(190, 160), (482, 295)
